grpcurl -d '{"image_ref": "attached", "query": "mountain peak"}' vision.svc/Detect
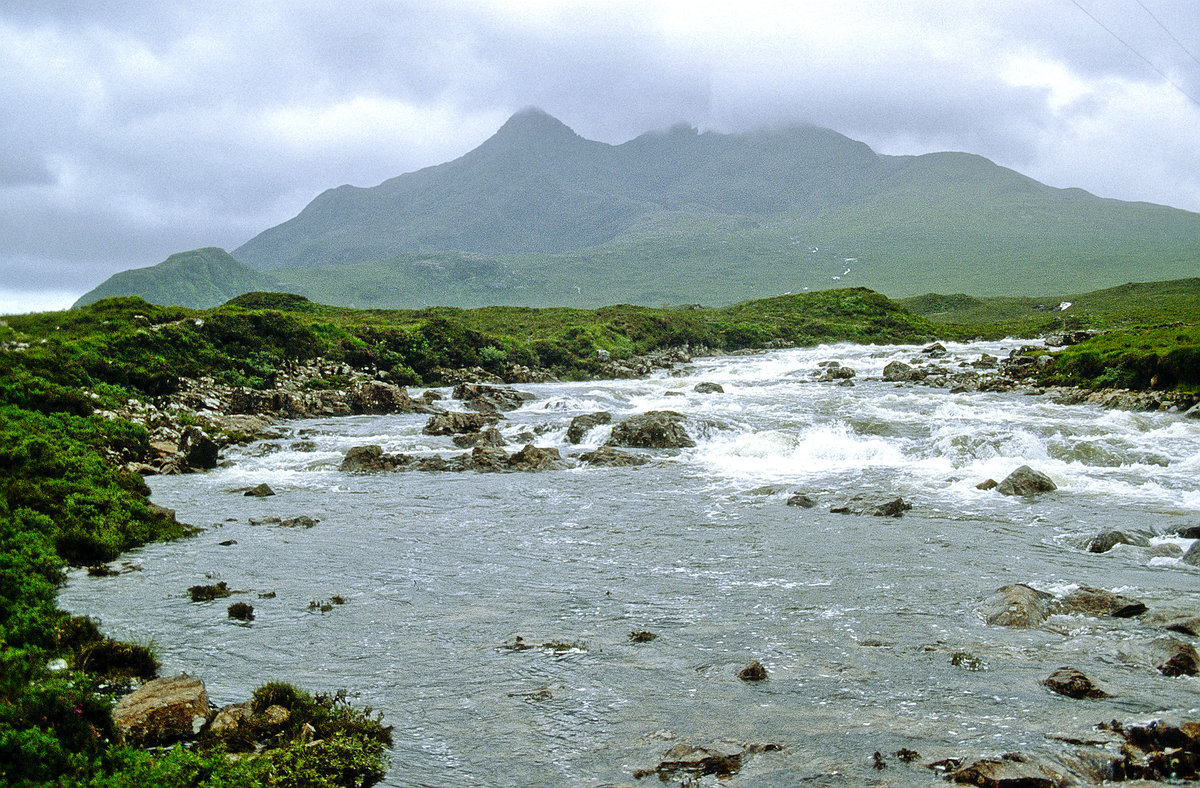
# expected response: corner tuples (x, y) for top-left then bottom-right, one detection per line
(489, 107), (580, 144)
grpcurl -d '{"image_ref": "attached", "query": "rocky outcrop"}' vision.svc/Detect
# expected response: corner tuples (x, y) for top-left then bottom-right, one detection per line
(979, 584), (1053, 627)
(882, 361), (924, 382)
(829, 495), (911, 517)
(451, 427), (506, 448)
(996, 465), (1057, 496)
(633, 742), (782, 781)
(339, 445), (411, 472)
(451, 383), (532, 413)
(1087, 529), (1151, 553)
(423, 411), (501, 436)
(578, 446), (647, 467)
(508, 444), (567, 471)
(946, 752), (1069, 787)
(566, 412), (611, 444)
(112, 674), (209, 746)
(1053, 586), (1147, 618)
(1042, 666), (1109, 699)
(607, 411), (695, 449)
(178, 427), (219, 470)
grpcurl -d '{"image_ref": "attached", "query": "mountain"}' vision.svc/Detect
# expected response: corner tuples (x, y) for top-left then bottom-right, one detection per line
(74, 248), (277, 309)
(80, 109), (1200, 309)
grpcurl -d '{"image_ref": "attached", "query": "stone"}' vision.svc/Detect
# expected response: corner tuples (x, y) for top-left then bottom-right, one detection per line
(205, 702), (252, 736)
(258, 704), (290, 728)
(607, 411), (695, 449)
(738, 660), (768, 681)
(1185, 403), (1200, 419)
(1053, 586), (1147, 618)
(947, 753), (1067, 787)
(1184, 542), (1200, 567)
(1087, 529), (1151, 553)
(566, 412), (611, 444)
(975, 478), (998, 490)
(882, 361), (923, 382)
(508, 444), (567, 471)
(979, 584), (1053, 627)
(112, 674), (209, 746)
(634, 744), (745, 780)
(178, 427), (219, 470)
(452, 383), (532, 413)
(279, 515), (319, 528)
(693, 382), (724, 394)
(243, 482), (275, 497)
(470, 445), (511, 472)
(578, 446), (648, 467)
(451, 427), (506, 448)
(1042, 666), (1109, 699)
(1152, 637), (1200, 676)
(996, 465), (1057, 496)
(1166, 524), (1200, 539)
(346, 380), (419, 415)
(819, 366), (856, 381)
(339, 444), (409, 472)
(423, 411), (501, 436)
(786, 493), (816, 508)
(830, 495), (912, 517)
(921, 342), (948, 358)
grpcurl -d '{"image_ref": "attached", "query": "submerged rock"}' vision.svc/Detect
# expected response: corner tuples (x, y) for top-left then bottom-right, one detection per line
(451, 427), (506, 448)
(242, 482), (275, 497)
(979, 584), (1053, 627)
(975, 478), (998, 490)
(607, 411), (695, 449)
(1042, 666), (1109, 699)
(113, 674), (209, 746)
(830, 495), (911, 517)
(1087, 529), (1151, 553)
(423, 411), (501, 436)
(1184, 542), (1200, 567)
(633, 742), (781, 780)
(786, 493), (816, 508)
(693, 382), (724, 394)
(566, 411), (611, 444)
(946, 752), (1068, 787)
(1053, 586), (1147, 618)
(578, 446), (647, 467)
(996, 465), (1057, 496)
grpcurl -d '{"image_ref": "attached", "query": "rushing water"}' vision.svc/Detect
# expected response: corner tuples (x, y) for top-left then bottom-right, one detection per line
(60, 341), (1200, 786)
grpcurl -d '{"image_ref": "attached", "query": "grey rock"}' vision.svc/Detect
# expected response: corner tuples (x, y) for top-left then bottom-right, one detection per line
(607, 411), (695, 449)
(1053, 586), (1146, 618)
(693, 382), (724, 394)
(786, 493), (816, 508)
(1185, 542), (1200, 567)
(830, 495), (911, 517)
(470, 445), (511, 472)
(1042, 666), (1109, 699)
(243, 482), (275, 497)
(1087, 529), (1151, 553)
(882, 360), (924, 382)
(279, 515), (319, 528)
(566, 411), (611, 444)
(996, 465), (1057, 496)
(452, 383), (532, 413)
(451, 427), (506, 448)
(339, 444), (411, 472)
(975, 478), (998, 490)
(509, 444), (567, 471)
(423, 411), (501, 435)
(980, 584), (1053, 627)
(921, 342), (948, 357)
(947, 752), (1068, 787)
(578, 446), (648, 467)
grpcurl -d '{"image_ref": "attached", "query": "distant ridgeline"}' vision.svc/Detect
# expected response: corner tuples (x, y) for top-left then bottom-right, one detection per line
(76, 108), (1200, 310)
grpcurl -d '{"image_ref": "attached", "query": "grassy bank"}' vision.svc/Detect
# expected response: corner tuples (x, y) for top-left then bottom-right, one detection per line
(0, 287), (939, 785)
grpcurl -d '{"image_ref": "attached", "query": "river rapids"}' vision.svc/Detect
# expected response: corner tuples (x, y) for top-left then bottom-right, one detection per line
(60, 340), (1200, 786)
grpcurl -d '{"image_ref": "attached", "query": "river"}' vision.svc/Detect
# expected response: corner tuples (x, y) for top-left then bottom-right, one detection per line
(59, 340), (1200, 786)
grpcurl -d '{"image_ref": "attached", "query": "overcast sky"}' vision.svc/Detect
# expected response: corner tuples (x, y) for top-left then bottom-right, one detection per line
(3, 0), (1198, 312)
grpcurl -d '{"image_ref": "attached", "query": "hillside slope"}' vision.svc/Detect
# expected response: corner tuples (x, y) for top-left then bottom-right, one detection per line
(74, 248), (277, 309)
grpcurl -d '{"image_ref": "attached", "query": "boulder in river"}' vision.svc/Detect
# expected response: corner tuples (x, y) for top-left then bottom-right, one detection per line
(786, 493), (816, 508)
(1183, 542), (1200, 567)
(921, 342), (949, 358)
(452, 383), (532, 413)
(577, 446), (647, 467)
(882, 361), (924, 382)
(1042, 666), (1109, 699)
(946, 752), (1069, 787)
(1152, 637), (1200, 676)
(509, 444), (567, 471)
(451, 427), (506, 448)
(633, 742), (781, 780)
(242, 482), (275, 497)
(423, 411), (501, 435)
(979, 584), (1053, 627)
(469, 445), (511, 472)
(738, 661), (768, 681)
(178, 426), (219, 470)
(829, 495), (911, 517)
(996, 465), (1057, 496)
(1087, 528), (1151, 553)
(112, 674), (209, 746)
(693, 382), (724, 394)
(566, 412), (611, 444)
(1053, 586), (1147, 618)
(339, 444), (410, 472)
(607, 411), (695, 449)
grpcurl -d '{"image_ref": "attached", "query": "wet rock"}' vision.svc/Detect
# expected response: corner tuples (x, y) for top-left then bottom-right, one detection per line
(632, 742), (781, 780)
(1145, 608), (1200, 636)
(738, 661), (768, 681)
(947, 752), (1068, 787)
(290, 440), (317, 451)
(112, 674), (210, 746)
(1152, 637), (1200, 676)
(279, 515), (319, 528)
(423, 411), (501, 436)
(693, 382), (724, 394)
(451, 427), (506, 448)
(883, 360), (924, 382)
(242, 482), (275, 497)
(1087, 528), (1151, 553)
(830, 495), (911, 517)
(1186, 403), (1200, 419)
(1053, 586), (1147, 618)
(452, 383), (532, 413)
(976, 478), (999, 490)
(413, 455), (469, 473)
(996, 465), (1057, 496)
(566, 411), (611, 444)
(1184, 542), (1200, 567)
(819, 365), (856, 381)
(630, 630), (658, 643)
(1146, 543), (1184, 559)
(1166, 523), (1200, 539)
(346, 380), (420, 415)
(339, 444), (410, 472)
(179, 426), (219, 470)
(249, 516), (281, 525)
(979, 584), (1053, 627)
(921, 342), (948, 358)
(578, 446), (647, 467)
(607, 411), (695, 449)
(1042, 666), (1109, 699)
(470, 445), (511, 472)
(509, 444), (567, 471)
(1109, 719), (1200, 781)
(786, 493), (816, 508)
(217, 539), (236, 546)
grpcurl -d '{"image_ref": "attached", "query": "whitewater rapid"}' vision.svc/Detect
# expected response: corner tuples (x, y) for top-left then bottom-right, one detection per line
(60, 340), (1200, 785)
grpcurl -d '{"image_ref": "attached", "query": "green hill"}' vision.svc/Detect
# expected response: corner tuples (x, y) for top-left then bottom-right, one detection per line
(74, 247), (277, 309)
(82, 109), (1200, 309)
